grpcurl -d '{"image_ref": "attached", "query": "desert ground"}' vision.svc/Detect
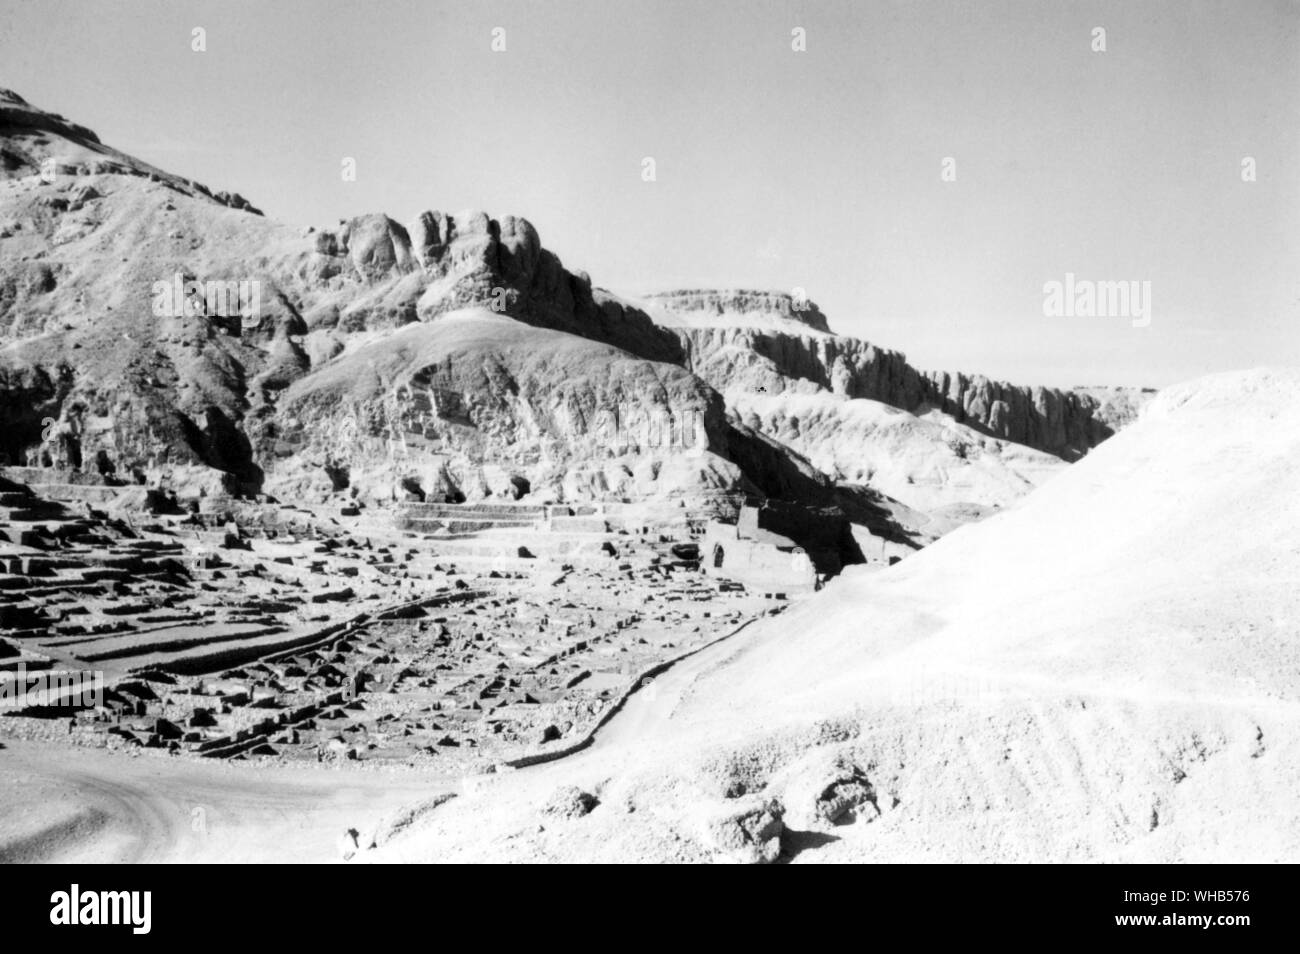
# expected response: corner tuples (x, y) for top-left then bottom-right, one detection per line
(1, 82), (1295, 865)
(5, 369), (1299, 864)
(361, 369), (1300, 863)
(1, 479), (791, 862)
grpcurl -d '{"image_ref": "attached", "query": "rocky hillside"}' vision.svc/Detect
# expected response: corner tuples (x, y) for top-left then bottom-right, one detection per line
(0, 88), (1145, 556)
(639, 289), (1151, 512)
(645, 289), (1149, 461)
(0, 88), (942, 572)
(0, 88), (260, 214)
(367, 368), (1300, 863)
(0, 90), (748, 509)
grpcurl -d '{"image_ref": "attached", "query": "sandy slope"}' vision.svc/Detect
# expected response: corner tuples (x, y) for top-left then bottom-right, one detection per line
(366, 367), (1300, 863)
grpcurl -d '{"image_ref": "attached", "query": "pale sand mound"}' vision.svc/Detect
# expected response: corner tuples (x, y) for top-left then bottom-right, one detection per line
(369, 367), (1300, 863)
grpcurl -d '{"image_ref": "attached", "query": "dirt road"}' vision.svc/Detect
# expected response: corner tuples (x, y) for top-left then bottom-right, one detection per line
(0, 739), (455, 863)
(0, 617), (771, 864)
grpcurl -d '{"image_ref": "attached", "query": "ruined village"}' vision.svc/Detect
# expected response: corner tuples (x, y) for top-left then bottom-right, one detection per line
(1, 463), (811, 773)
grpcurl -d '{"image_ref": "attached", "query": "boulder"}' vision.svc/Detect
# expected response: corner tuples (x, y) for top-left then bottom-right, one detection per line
(699, 796), (785, 864)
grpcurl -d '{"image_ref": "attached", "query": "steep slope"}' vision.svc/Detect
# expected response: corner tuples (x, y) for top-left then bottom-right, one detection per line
(261, 306), (742, 503)
(0, 90), (770, 512)
(646, 288), (1149, 461)
(0, 88), (260, 213)
(640, 290), (1151, 513)
(370, 368), (1300, 863)
(0, 88), (1132, 558)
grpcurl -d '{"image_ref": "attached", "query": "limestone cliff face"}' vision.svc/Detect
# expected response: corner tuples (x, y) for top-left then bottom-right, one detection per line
(0, 90), (746, 508)
(0, 88), (1147, 530)
(251, 310), (742, 505)
(916, 372), (1148, 462)
(304, 210), (681, 365)
(649, 290), (1150, 461)
(643, 289), (833, 334)
(674, 325), (923, 408)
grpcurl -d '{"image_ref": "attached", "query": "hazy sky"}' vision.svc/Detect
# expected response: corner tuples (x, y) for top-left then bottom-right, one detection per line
(2, 0), (1297, 387)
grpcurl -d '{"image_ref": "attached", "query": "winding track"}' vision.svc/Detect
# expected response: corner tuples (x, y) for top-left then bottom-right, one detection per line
(0, 609), (776, 862)
(0, 740), (454, 863)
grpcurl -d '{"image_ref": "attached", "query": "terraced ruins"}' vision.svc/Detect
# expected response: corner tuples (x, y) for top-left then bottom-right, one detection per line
(8, 71), (1273, 873)
(0, 468), (789, 772)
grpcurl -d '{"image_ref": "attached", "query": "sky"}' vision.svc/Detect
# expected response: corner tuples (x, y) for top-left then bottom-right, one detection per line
(2, 0), (1297, 387)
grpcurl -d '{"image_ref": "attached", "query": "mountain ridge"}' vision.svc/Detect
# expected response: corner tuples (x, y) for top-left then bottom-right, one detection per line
(0, 88), (1142, 553)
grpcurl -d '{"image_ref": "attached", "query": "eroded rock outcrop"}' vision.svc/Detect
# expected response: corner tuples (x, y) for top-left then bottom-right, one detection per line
(251, 310), (742, 505)
(644, 289), (832, 334)
(302, 210), (681, 364)
(0, 88), (1141, 554)
(0, 91), (705, 506)
(649, 290), (1149, 462)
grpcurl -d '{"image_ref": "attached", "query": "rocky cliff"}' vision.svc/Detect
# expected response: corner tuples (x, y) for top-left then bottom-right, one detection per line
(0, 88), (1145, 553)
(0, 90), (858, 533)
(646, 289), (1150, 462)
